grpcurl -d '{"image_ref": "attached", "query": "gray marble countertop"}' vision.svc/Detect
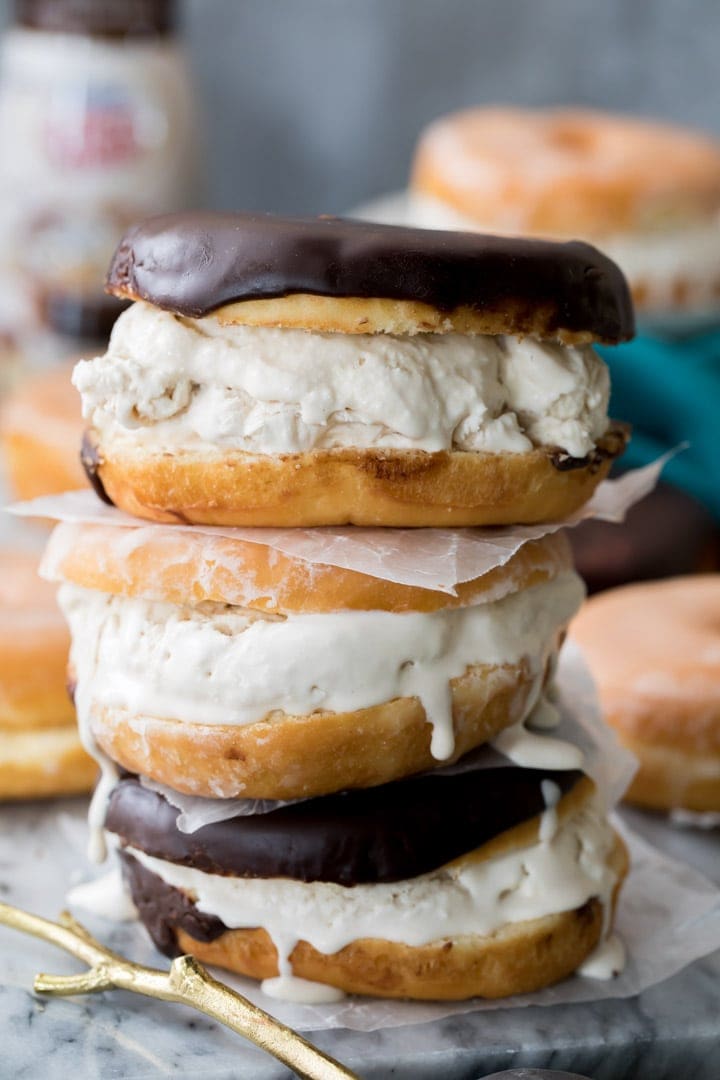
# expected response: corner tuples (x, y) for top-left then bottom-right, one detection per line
(1, 799), (718, 1080)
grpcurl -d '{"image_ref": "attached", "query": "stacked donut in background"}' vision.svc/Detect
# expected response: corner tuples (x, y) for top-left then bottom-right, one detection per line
(1, 362), (86, 502)
(0, 549), (95, 800)
(571, 577), (720, 816)
(410, 106), (720, 317)
(0, 362), (95, 801)
(45, 211), (636, 1001)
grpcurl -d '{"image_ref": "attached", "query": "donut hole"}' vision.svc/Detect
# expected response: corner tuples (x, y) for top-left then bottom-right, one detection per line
(548, 123), (595, 154)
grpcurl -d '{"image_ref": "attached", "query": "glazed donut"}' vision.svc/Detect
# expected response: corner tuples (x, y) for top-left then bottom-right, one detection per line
(0, 361), (86, 500)
(410, 107), (720, 312)
(0, 549), (95, 800)
(106, 213), (632, 343)
(0, 727), (96, 801)
(73, 212), (631, 528)
(570, 576), (720, 812)
(108, 772), (627, 1001)
(47, 524), (585, 799)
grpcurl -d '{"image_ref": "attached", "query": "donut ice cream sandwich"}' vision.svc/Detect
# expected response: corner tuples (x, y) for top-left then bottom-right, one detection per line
(105, 764), (627, 1000)
(411, 107), (720, 313)
(571, 576), (720, 813)
(73, 212), (632, 527)
(0, 549), (96, 800)
(46, 522), (583, 799)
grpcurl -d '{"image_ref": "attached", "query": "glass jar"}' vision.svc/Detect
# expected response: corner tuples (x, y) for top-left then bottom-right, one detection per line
(0, 0), (200, 363)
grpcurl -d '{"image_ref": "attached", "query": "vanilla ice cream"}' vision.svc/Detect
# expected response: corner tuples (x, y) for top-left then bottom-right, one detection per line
(58, 570), (585, 763)
(73, 301), (611, 460)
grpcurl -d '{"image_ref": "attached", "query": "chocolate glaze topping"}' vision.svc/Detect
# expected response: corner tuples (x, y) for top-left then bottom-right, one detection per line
(122, 855), (225, 957)
(106, 212), (634, 342)
(549, 422), (629, 474)
(106, 766), (584, 887)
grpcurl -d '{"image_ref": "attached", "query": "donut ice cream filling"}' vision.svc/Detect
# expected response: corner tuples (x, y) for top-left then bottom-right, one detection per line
(73, 301), (611, 460)
(117, 790), (619, 996)
(58, 570), (585, 763)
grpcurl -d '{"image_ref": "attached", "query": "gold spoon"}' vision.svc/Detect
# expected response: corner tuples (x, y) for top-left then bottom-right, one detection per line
(0, 901), (360, 1080)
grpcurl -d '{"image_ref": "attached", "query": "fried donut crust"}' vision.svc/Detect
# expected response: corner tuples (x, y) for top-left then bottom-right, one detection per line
(85, 657), (543, 800)
(175, 842), (625, 1001)
(113, 291), (619, 345)
(619, 738), (720, 813)
(0, 551), (75, 731)
(83, 425), (627, 528)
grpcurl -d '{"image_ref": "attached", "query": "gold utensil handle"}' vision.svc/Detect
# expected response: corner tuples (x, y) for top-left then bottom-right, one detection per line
(0, 901), (360, 1080)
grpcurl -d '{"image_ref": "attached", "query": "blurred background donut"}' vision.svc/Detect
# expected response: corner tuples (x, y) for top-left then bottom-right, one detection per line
(0, 546), (95, 799)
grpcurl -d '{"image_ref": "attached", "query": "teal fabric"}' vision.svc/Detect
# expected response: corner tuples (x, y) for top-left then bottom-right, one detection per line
(598, 331), (720, 519)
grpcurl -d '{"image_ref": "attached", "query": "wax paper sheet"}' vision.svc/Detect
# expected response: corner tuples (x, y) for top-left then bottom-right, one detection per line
(9, 456), (667, 594)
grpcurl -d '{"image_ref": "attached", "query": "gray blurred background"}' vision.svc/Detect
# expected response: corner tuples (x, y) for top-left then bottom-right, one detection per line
(2, 0), (718, 214)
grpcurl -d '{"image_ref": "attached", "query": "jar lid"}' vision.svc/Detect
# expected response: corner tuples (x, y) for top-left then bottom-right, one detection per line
(14, 0), (176, 38)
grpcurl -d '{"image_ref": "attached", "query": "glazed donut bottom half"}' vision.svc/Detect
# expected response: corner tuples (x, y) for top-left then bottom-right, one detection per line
(109, 774), (627, 1001)
(87, 659), (541, 801)
(83, 427), (627, 528)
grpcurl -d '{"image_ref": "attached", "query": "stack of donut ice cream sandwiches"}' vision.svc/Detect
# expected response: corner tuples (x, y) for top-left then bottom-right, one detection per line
(44, 212), (635, 1002)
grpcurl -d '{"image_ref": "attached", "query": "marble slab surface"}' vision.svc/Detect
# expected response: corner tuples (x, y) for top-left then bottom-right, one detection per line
(1, 797), (718, 1080)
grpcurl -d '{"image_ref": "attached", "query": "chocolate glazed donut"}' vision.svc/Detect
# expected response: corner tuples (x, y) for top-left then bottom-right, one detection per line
(106, 212), (634, 342)
(109, 768), (628, 1001)
(106, 765), (584, 885)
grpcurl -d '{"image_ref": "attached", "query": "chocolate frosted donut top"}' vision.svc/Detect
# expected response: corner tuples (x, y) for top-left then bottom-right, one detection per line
(106, 212), (634, 342)
(106, 765), (584, 886)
